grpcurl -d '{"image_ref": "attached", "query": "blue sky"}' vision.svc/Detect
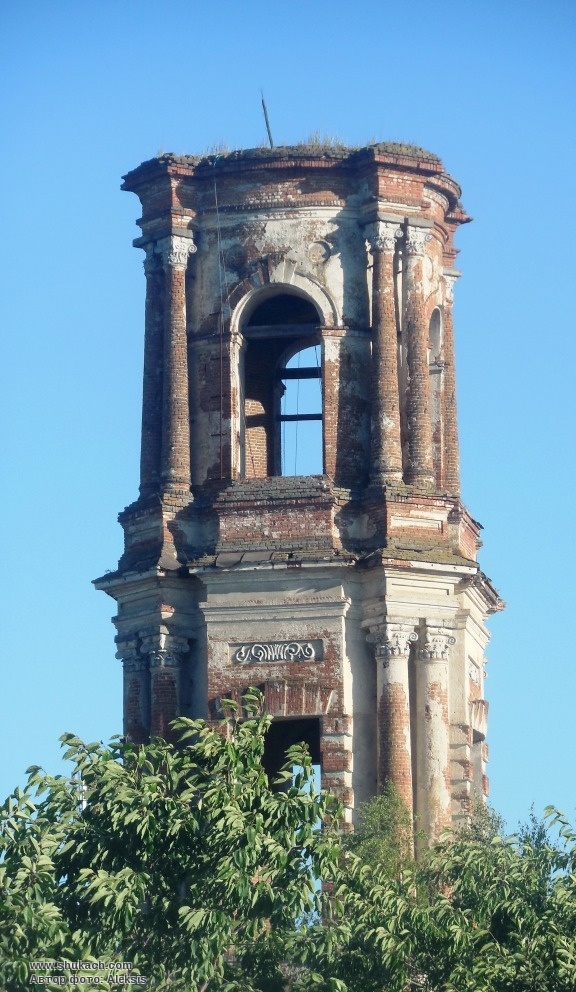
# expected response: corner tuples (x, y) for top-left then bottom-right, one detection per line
(1, 0), (575, 833)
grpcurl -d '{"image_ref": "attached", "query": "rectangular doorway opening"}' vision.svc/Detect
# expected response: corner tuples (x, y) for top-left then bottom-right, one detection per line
(263, 717), (321, 788)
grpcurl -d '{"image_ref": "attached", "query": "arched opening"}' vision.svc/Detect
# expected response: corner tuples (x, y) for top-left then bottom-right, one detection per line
(242, 292), (323, 478)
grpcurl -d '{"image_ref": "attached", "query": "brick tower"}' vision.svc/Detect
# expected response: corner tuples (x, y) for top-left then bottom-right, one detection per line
(95, 142), (502, 839)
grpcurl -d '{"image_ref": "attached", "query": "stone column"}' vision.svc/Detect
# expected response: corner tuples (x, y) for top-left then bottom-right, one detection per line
(371, 620), (417, 814)
(139, 246), (164, 497)
(368, 222), (404, 483)
(404, 226), (435, 487)
(415, 626), (455, 841)
(141, 632), (189, 741)
(116, 637), (150, 745)
(158, 236), (196, 493)
(442, 270), (461, 494)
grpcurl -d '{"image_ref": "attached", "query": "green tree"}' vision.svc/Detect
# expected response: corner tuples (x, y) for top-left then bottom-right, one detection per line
(416, 805), (576, 991)
(3, 699), (576, 992)
(0, 692), (341, 991)
(344, 783), (414, 880)
(304, 804), (576, 992)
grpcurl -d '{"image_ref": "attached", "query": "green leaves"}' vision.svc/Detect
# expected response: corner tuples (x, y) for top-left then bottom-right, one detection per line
(0, 690), (343, 991)
(3, 701), (576, 991)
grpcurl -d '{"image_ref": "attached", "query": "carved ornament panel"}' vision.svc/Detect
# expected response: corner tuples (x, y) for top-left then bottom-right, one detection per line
(231, 640), (323, 664)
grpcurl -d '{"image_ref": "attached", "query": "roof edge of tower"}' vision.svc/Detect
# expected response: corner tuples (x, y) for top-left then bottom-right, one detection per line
(121, 141), (446, 191)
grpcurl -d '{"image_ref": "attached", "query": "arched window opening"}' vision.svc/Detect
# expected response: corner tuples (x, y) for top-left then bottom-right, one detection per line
(428, 308), (444, 486)
(242, 292), (323, 478)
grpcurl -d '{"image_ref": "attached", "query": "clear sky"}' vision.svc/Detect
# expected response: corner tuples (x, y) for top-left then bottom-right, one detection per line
(1, 0), (575, 833)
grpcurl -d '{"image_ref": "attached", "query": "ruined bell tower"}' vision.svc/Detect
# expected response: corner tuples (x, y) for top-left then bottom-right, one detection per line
(95, 142), (502, 839)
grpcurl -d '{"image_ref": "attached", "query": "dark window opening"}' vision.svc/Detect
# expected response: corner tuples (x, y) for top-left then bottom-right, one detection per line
(263, 717), (321, 789)
(246, 294), (318, 329)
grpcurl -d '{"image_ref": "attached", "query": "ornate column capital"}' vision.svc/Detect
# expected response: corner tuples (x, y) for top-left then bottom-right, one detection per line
(381, 622), (418, 659)
(140, 632), (189, 668)
(368, 619), (418, 659)
(115, 637), (148, 672)
(157, 235), (197, 271)
(443, 268), (461, 303)
(147, 650), (181, 670)
(142, 243), (162, 276)
(367, 220), (404, 254)
(405, 226), (432, 256)
(418, 627), (456, 661)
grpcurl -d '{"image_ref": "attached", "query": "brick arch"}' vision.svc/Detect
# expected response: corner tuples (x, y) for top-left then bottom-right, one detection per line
(230, 274), (341, 333)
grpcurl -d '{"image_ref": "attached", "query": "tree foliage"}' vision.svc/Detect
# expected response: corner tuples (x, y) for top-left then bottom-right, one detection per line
(0, 692), (341, 991)
(304, 801), (576, 992)
(343, 782), (414, 881)
(2, 696), (576, 992)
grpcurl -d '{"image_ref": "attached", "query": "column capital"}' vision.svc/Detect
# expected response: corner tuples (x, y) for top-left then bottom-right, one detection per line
(405, 226), (433, 256)
(367, 220), (404, 254)
(157, 235), (197, 271)
(142, 243), (162, 276)
(368, 619), (418, 658)
(115, 637), (148, 672)
(443, 268), (462, 303)
(418, 627), (456, 661)
(140, 632), (189, 668)
(147, 650), (181, 670)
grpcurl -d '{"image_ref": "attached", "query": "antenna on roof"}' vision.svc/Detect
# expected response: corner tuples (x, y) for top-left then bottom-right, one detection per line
(261, 90), (274, 149)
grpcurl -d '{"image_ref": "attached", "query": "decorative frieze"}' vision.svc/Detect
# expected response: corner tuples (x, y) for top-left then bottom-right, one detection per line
(231, 640), (321, 664)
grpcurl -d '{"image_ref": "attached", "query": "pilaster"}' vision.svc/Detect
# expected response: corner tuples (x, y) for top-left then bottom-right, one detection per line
(367, 221), (404, 484)
(140, 631), (190, 741)
(139, 247), (164, 497)
(370, 618), (418, 815)
(157, 235), (196, 493)
(442, 270), (461, 494)
(404, 225), (435, 487)
(415, 625), (455, 841)
(116, 637), (150, 745)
